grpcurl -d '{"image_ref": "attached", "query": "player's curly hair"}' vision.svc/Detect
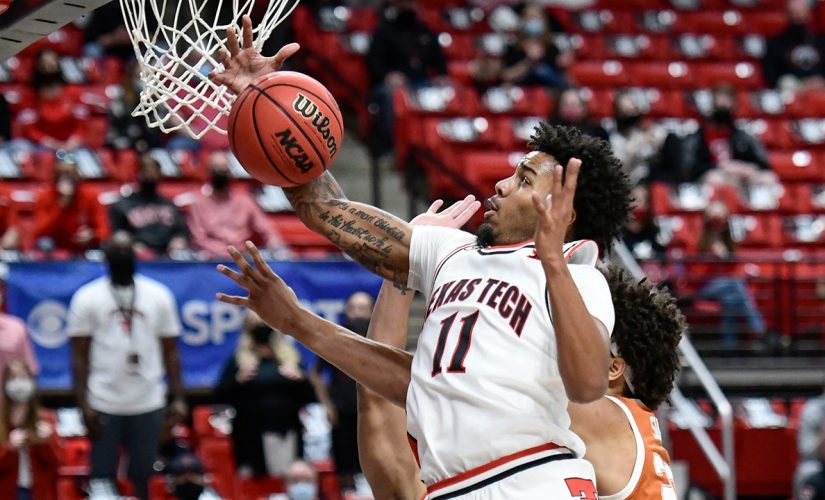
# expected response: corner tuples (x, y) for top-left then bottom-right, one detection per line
(603, 265), (685, 411)
(528, 123), (632, 252)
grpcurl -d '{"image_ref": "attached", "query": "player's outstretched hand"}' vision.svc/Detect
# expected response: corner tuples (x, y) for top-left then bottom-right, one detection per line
(209, 15), (300, 95)
(410, 195), (481, 228)
(216, 241), (306, 332)
(532, 158), (581, 266)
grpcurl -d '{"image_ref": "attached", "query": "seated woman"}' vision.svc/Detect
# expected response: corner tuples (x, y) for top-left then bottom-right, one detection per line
(0, 359), (60, 500)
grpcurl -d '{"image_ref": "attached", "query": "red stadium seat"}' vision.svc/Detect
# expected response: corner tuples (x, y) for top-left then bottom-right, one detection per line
(730, 214), (783, 248)
(694, 61), (763, 89)
(769, 150), (825, 182)
(197, 438), (235, 500)
(674, 11), (748, 35)
(568, 60), (629, 88)
(623, 61), (695, 89)
(672, 34), (736, 61)
(603, 34), (670, 60)
(478, 86), (554, 118)
(571, 10), (635, 34)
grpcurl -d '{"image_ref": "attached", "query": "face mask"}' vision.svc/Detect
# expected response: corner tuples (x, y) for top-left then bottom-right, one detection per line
(522, 19), (546, 37)
(211, 172), (230, 191)
(287, 481), (317, 500)
(105, 248), (136, 286)
(710, 107), (733, 125)
(251, 324), (273, 345)
(617, 114), (641, 129)
(5, 378), (35, 403)
(139, 179), (158, 196)
(345, 317), (370, 336)
(173, 481), (204, 500)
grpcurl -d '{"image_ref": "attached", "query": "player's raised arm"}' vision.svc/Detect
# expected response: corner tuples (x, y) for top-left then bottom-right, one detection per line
(533, 160), (611, 403)
(209, 16), (412, 284)
(216, 242), (412, 406)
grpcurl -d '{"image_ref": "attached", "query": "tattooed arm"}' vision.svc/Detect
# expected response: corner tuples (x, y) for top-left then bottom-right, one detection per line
(283, 172), (413, 284)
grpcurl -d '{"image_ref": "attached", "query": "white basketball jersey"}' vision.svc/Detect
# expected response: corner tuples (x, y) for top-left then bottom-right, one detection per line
(406, 226), (615, 485)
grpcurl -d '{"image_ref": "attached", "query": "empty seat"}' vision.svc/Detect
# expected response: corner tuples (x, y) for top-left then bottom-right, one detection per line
(694, 61), (763, 89)
(568, 60), (629, 87)
(769, 150), (825, 182)
(624, 61), (695, 89)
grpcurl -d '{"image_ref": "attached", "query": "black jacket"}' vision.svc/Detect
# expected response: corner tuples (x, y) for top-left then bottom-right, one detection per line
(366, 14), (447, 85)
(108, 191), (188, 254)
(762, 24), (825, 88)
(653, 126), (770, 184)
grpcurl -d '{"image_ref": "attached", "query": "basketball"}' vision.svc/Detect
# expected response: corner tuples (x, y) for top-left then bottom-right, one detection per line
(227, 71), (344, 187)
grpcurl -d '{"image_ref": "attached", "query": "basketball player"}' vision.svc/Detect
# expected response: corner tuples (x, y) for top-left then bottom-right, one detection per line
(212, 16), (632, 497)
(355, 253), (685, 499)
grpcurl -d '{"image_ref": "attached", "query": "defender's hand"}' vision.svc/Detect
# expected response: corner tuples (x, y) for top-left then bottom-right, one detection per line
(209, 15), (300, 95)
(532, 158), (581, 267)
(410, 195), (480, 228)
(216, 242), (306, 333)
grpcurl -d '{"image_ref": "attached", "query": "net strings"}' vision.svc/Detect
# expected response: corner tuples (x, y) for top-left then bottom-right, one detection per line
(119, 0), (300, 138)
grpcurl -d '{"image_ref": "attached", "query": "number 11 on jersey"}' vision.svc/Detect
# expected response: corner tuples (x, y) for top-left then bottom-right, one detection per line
(431, 311), (480, 376)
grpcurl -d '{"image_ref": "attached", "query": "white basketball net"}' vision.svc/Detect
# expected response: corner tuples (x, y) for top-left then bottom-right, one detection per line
(119, 0), (300, 139)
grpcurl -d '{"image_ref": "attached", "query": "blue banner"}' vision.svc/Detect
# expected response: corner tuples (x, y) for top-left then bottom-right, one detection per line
(5, 260), (383, 390)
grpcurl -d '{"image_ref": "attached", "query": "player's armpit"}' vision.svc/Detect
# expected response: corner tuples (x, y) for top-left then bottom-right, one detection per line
(284, 172), (412, 284)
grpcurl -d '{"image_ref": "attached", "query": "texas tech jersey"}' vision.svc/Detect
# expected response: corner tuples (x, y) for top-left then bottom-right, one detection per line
(405, 226), (615, 485)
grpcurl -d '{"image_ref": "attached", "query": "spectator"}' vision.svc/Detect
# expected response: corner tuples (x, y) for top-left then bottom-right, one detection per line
(609, 91), (665, 186)
(165, 453), (221, 500)
(550, 87), (609, 141)
(270, 461), (319, 500)
(763, 0), (825, 91)
(108, 155), (189, 257)
(0, 93), (11, 144)
(312, 291), (373, 494)
(82, 1), (133, 59)
(500, 4), (569, 88)
(106, 61), (161, 152)
(692, 202), (768, 349)
(20, 50), (86, 151)
(797, 384), (825, 499)
(622, 185), (666, 261)
(0, 359), (60, 500)
(655, 86), (776, 190)
(187, 152), (289, 259)
(215, 321), (316, 478)
(32, 159), (109, 254)
(68, 231), (187, 500)
(366, 0), (447, 156)
(236, 310), (302, 372)
(0, 278), (39, 378)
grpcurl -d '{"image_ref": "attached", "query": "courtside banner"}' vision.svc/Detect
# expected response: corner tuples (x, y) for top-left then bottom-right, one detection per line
(5, 260), (382, 389)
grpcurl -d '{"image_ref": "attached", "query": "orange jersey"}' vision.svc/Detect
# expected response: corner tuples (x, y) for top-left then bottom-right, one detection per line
(601, 396), (677, 500)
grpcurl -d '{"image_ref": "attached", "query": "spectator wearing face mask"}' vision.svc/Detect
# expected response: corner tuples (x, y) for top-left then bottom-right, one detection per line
(550, 87), (609, 141)
(609, 91), (665, 186)
(763, 0), (825, 91)
(310, 291), (374, 494)
(68, 231), (187, 500)
(108, 155), (189, 257)
(0, 359), (60, 500)
(270, 461), (319, 500)
(215, 316), (316, 478)
(164, 453), (221, 500)
(31, 159), (109, 254)
(187, 152), (290, 259)
(0, 271), (39, 378)
(500, 3), (569, 88)
(655, 85), (776, 191)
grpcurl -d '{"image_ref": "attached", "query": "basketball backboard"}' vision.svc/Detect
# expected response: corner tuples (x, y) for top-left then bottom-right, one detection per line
(0, 0), (111, 61)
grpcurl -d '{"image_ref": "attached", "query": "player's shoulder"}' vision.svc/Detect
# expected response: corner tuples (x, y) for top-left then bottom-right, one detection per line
(564, 240), (599, 266)
(135, 275), (175, 299)
(71, 277), (108, 305)
(413, 225), (476, 248)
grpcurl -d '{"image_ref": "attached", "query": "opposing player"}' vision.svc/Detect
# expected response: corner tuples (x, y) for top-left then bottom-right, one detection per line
(212, 16), (632, 497)
(356, 251), (685, 499)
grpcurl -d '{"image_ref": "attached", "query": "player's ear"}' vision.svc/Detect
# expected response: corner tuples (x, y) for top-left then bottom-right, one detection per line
(568, 209), (576, 226)
(608, 356), (626, 383)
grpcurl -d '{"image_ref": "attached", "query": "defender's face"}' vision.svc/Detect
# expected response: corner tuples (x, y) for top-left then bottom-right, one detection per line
(482, 151), (558, 245)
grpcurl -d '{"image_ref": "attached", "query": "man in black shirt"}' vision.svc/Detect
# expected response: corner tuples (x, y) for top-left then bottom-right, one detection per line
(108, 155), (189, 257)
(762, 0), (825, 90)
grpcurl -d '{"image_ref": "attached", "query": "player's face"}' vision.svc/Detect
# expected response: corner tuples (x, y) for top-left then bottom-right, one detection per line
(478, 151), (558, 246)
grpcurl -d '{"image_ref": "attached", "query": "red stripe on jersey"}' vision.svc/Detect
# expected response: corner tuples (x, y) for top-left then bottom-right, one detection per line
(408, 433), (421, 468)
(425, 442), (563, 494)
(563, 240), (590, 260)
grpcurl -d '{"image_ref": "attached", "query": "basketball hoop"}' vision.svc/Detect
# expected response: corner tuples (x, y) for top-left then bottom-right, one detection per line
(119, 0), (299, 139)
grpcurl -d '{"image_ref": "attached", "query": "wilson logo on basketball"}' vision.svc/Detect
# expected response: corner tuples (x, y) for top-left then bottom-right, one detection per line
(273, 128), (315, 173)
(293, 93), (339, 159)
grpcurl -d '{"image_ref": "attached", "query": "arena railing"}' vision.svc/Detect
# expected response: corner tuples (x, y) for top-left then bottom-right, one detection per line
(611, 241), (736, 500)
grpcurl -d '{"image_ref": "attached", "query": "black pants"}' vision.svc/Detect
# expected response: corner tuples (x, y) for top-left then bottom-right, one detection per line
(332, 411), (360, 475)
(89, 408), (165, 500)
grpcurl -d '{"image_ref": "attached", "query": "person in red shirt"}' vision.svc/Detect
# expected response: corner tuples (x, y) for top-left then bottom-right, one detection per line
(0, 359), (60, 500)
(31, 160), (109, 254)
(0, 185), (20, 250)
(187, 152), (289, 258)
(20, 49), (86, 151)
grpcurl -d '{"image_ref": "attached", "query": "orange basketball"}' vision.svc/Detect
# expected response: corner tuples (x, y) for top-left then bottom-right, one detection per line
(227, 71), (344, 187)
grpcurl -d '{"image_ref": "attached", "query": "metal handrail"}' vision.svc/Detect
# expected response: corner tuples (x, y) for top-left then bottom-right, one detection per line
(611, 241), (736, 500)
